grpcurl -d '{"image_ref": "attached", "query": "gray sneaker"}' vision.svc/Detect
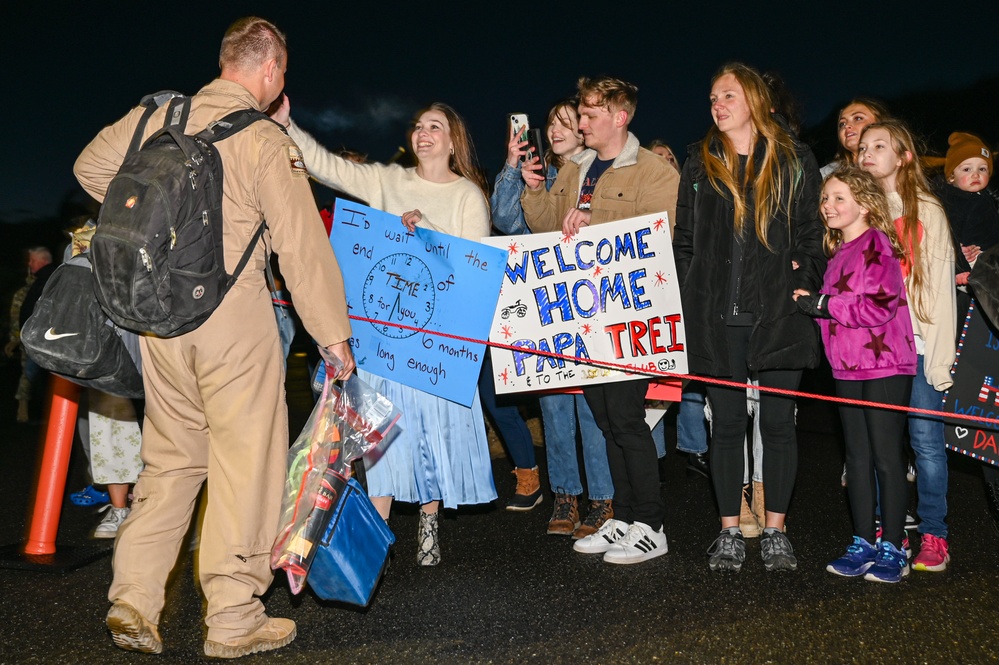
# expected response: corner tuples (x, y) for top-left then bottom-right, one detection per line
(761, 528), (798, 571)
(93, 505), (130, 539)
(707, 527), (746, 572)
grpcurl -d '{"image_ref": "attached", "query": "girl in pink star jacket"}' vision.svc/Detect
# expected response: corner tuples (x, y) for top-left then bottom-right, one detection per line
(795, 167), (916, 583)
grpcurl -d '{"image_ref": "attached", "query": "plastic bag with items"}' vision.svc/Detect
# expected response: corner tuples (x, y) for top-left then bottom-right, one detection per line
(270, 360), (401, 595)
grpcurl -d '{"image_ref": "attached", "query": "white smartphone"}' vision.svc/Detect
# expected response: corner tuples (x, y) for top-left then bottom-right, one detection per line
(509, 113), (529, 142)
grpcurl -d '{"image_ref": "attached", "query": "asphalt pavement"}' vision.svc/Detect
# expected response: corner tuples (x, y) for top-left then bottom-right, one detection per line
(1, 356), (998, 664)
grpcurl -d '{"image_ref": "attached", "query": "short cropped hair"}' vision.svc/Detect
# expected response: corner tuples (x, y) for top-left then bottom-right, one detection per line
(577, 76), (638, 119)
(219, 17), (287, 72)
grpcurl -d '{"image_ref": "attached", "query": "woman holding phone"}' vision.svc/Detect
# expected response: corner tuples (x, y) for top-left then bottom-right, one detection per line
(274, 96), (494, 567)
(672, 63), (825, 573)
(491, 100), (615, 542)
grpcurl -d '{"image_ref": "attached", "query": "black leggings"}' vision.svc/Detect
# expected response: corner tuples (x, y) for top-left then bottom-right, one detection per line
(705, 326), (801, 517)
(836, 374), (913, 548)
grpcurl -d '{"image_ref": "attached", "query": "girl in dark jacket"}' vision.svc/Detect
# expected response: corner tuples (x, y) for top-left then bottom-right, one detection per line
(673, 62), (826, 573)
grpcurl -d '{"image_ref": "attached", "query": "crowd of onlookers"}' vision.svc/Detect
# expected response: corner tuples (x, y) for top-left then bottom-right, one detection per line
(8, 16), (999, 657)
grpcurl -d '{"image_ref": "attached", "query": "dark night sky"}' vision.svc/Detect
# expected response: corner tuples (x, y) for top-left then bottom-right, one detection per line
(5, 1), (999, 221)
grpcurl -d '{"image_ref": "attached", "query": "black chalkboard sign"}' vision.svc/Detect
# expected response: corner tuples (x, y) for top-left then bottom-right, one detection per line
(943, 301), (999, 466)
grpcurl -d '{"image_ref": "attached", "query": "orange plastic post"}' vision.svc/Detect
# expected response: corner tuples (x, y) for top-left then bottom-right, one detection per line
(22, 376), (80, 556)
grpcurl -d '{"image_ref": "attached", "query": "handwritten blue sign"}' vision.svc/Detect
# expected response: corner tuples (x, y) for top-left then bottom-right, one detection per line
(330, 201), (506, 406)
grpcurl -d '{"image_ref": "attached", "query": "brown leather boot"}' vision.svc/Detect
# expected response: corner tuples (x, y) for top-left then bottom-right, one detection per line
(547, 493), (579, 536)
(740, 485), (762, 538)
(506, 467), (543, 511)
(572, 499), (614, 539)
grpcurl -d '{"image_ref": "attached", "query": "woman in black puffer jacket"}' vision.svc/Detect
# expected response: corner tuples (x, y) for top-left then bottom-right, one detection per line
(673, 62), (825, 574)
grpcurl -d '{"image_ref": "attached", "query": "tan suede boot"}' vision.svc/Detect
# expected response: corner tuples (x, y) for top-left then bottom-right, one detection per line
(507, 467), (543, 511)
(203, 617), (297, 658)
(739, 485), (762, 538)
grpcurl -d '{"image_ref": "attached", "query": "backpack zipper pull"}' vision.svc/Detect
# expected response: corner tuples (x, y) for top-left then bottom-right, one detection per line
(139, 247), (153, 272)
(202, 211), (209, 226)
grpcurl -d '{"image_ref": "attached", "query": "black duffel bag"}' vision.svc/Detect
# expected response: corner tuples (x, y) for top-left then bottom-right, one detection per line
(21, 253), (143, 399)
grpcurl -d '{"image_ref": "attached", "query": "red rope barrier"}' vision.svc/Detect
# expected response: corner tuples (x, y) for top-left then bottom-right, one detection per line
(348, 313), (999, 427)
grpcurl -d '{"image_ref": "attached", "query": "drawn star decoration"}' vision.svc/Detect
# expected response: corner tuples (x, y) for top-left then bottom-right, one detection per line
(581, 323), (593, 335)
(654, 218), (666, 232)
(506, 241), (521, 254)
(654, 271), (668, 286)
(500, 325), (514, 339)
(593, 266), (603, 277)
(499, 368), (510, 385)
(561, 233), (574, 244)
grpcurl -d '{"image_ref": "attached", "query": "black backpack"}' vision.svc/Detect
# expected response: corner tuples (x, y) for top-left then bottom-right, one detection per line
(21, 254), (145, 399)
(91, 92), (278, 337)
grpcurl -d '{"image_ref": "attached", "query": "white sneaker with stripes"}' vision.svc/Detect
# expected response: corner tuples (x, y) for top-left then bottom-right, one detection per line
(573, 518), (629, 554)
(603, 521), (668, 564)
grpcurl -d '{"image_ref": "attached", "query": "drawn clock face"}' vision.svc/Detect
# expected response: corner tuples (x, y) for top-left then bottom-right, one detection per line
(362, 253), (436, 339)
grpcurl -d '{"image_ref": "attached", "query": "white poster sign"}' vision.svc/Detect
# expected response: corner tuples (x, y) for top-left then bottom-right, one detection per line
(482, 212), (687, 394)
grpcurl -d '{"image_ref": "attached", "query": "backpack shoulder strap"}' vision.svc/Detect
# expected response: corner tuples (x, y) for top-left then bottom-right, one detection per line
(198, 109), (286, 144)
(194, 109), (283, 283)
(231, 221), (269, 284)
(127, 91), (185, 157)
(163, 96), (191, 132)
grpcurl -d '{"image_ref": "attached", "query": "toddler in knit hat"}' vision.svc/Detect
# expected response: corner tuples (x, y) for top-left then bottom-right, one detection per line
(945, 132), (992, 192)
(938, 132), (999, 286)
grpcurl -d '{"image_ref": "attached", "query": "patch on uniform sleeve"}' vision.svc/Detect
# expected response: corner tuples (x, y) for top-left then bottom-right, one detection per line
(288, 145), (308, 176)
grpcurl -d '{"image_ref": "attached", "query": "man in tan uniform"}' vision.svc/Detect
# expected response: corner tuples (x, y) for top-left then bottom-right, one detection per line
(74, 17), (354, 658)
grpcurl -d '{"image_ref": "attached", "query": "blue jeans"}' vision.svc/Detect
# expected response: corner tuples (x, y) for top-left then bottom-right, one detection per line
(909, 355), (948, 538)
(479, 355), (536, 470)
(274, 304), (295, 362)
(677, 385), (708, 455)
(651, 418), (666, 458)
(539, 393), (613, 499)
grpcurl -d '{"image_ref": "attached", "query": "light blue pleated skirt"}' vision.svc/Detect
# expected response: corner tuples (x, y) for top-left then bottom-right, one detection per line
(359, 369), (496, 509)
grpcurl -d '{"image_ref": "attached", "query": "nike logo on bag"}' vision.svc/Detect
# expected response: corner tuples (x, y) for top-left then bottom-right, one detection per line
(44, 328), (80, 341)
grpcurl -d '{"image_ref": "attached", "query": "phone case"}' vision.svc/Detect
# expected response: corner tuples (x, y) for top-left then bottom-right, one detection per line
(509, 113), (529, 142)
(526, 128), (544, 164)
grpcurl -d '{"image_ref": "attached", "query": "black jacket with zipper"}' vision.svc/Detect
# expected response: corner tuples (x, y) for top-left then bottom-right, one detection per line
(673, 136), (826, 377)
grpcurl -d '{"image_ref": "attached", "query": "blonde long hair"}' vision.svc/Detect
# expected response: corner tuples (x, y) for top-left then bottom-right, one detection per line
(859, 119), (943, 322)
(821, 167), (901, 258)
(701, 63), (801, 250)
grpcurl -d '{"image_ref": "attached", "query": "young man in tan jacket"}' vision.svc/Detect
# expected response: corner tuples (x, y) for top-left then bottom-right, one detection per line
(521, 76), (679, 564)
